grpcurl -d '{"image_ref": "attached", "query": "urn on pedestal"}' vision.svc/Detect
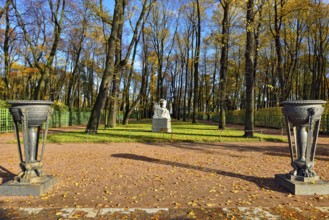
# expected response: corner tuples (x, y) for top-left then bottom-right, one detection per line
(275, 100), (329, 195)
(0, 100), (57, 196)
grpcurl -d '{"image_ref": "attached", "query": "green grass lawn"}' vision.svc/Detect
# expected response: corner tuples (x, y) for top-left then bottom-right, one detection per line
(47, 119), (287, 143)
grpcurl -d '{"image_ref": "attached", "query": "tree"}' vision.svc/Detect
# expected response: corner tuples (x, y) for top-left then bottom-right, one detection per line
(65, 2), (88, 113)
(217, 0), (232, 129)
(122, 2), (153, 125)
(86, 0), (124, 132)
(122, 26), (151, 125)
(192, 0), (201, 123)
(2, 0), (14, 99)
(0, 0), (11, 19)
(244, 0), (255, 138)
(307, 0), (329, 99)
(108, 0), (155, 128)
(12, 0), (66, 100)
(87, 0), (155, 131)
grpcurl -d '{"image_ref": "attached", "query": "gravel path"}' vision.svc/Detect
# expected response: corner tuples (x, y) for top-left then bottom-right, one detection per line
(0, 125), (328, 219)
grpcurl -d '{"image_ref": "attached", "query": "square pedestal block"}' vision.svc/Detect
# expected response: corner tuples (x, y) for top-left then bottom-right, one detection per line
(152, 118), (172, 133)
(275, 174), (329, 195)
(0, 175), (57, 196)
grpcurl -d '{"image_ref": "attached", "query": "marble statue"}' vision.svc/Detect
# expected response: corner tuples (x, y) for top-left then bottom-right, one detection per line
(152, 99), (172, 132)
(153, 99), (170, 119)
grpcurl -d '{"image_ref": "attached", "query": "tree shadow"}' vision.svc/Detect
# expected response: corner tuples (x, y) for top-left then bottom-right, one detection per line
(144, 141), (289, 156)
(173, 127), (219, 131)
(0, 166), (16, 184)
(142, 141), (329, 162)
(0, 206), (20, 220)
(111, 153), (287, 193)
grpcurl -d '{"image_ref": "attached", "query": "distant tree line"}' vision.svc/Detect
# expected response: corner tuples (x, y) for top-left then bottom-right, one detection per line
(0, 0), (328, 136)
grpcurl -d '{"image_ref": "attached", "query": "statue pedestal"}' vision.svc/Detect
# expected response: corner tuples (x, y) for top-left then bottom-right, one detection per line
(152, 118), (172, 133)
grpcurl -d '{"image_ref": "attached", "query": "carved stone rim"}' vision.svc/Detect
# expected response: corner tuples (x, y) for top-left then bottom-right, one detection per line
(8, 100), (54, 106)
(280, 100), (327, 106)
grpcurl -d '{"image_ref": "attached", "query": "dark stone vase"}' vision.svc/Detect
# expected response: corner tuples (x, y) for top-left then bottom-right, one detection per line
(8, 100), (54, 183)
(281, 100), (326, 180)
(275, 100), (329, 195)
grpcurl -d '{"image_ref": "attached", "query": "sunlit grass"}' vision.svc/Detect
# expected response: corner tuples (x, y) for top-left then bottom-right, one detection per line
(47, 119), (287, 143)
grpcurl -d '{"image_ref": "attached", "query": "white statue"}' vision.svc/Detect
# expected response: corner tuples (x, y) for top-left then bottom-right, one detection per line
(153, 99), (170, 119)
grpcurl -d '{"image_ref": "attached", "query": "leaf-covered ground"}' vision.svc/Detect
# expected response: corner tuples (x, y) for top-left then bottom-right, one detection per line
(0, 123), (328, 219)
(0, 139), (328, 211)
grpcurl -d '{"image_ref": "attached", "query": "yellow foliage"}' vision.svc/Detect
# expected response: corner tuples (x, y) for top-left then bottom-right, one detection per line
(147, 51), (159, 66)
(11, 62), (24, 71)
(143, 27), (152, 35)
(149, 72), (157, 97)
(23, 67), (39, 76)
(133, 72), (142, 81)
(0, 79), (6, 91)
(324, 103), (329, 115)
(53, 100), (68, 111)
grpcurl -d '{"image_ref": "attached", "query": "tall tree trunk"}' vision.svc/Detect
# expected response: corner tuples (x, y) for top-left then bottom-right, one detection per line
(183, 46), (189, 121)
(253, 0), (264, 110)
(192, 0), (201, 124)
(212, 47), (219, 112)
(122, 37), (140, 125)
(86, 0), (123, 132)
(3, 0), (11, 99)
(108, 9), (124, 128)
(188, 31), (194, 121)
(123, 58), (149, 125)
(273, 0), (287, 102)
(177, 54), (184, 120)
(244, 0), (255, 138)
(218, 1), (230, 129)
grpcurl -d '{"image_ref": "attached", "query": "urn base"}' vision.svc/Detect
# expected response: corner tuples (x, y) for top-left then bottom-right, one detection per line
(0, 175), (57, 196)
(275, 174), (329, 195)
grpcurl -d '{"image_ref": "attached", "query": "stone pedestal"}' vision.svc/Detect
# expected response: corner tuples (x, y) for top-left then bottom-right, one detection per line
(0, 175), (57, 196)
(275, 174), (329, 195)
(152, 118), (172, 133)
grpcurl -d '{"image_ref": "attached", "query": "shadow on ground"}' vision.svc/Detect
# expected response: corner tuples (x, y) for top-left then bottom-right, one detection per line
(0, 166), (15, 184)
(111, 153), (287, 194)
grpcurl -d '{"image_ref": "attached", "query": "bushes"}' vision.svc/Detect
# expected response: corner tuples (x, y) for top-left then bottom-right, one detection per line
(0, 100), (9, 108)
(226, 110), (245, 125)
(324, 103), (329, 114)
(225, 107), (287, 128)
(197, 112), (217, 120)
(52, 100), (68, 112)
(224, 104), (329, 132)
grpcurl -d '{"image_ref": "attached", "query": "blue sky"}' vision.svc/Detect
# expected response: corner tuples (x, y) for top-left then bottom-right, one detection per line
(103, 0), (329, 13)
(103, 0), (114, 12)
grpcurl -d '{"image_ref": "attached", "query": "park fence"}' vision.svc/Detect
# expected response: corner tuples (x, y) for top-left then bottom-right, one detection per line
(0, 109), (91, 133)
(210, 112), (329, 134)
(1, 108), (329, 134)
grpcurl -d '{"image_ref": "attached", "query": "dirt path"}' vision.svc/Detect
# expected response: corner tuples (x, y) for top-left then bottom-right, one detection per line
(1, 141), (329, 208)
(0, 124), (328, 219)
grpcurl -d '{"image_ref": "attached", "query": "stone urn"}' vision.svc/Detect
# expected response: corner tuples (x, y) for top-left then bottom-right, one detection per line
(0, 100), (57, 196)
(275, 100), (329, 195)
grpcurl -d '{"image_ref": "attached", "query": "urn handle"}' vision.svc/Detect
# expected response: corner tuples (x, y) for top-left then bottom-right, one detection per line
(307, 107), (317, 116)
